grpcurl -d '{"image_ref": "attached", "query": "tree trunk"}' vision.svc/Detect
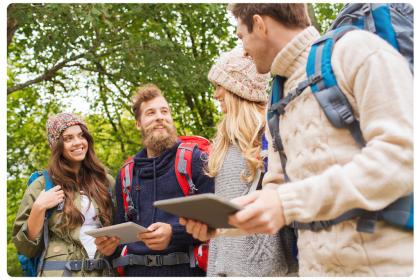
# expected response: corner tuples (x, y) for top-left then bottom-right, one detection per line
(7, 5), (18, 48)
(307, 4), (321, 33)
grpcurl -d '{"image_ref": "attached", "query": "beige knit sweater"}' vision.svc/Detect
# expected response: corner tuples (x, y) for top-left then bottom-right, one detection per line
(263, 26), (413, 276)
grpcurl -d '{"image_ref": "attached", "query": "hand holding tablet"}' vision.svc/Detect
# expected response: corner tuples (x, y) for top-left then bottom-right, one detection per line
(154, 193), (242, 228)
(85, 222), (150, 244)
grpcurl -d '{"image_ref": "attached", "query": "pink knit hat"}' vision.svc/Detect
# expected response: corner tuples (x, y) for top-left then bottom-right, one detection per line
(207, 46), (270, 103)
(46, 113), (87, 146)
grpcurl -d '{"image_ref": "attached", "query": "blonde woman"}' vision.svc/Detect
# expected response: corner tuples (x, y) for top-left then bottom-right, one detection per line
(180, 47), (298, 276)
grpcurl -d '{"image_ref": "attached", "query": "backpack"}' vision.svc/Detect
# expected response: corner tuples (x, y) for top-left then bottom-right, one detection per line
(117, 136), (210, 275)
(17, 170), (55, 277)
(267, 3), (413, 233)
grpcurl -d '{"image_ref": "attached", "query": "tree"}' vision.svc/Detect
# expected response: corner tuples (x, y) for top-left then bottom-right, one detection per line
(7, 3), (343, 275)
(7, 4), (235, 275)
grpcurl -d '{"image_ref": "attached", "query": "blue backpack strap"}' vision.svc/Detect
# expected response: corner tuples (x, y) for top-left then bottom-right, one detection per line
(36, 170), (55, 274)
(267, 75), (290, 182)
(42, 170), (54, 190)
(28, 171), (43, 186)
(306, 25), (365, 147)
(380, 193), (413, 230)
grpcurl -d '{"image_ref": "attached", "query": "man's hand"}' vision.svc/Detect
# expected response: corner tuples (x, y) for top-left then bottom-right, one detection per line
(95, 236), (120, 256)
(138, 222), (172, 251)
(179, 217), (218, 241)
(228, 189), (286, 234)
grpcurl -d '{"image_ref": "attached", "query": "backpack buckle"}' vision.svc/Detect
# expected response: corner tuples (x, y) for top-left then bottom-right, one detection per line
(337, 106), (355, 125)
(65, 260), (82, 271)
(145, 255), (163, 266)
(83, 259), (101, 271)
(270, 102), (286, 116)
(127, 206), (138, 221)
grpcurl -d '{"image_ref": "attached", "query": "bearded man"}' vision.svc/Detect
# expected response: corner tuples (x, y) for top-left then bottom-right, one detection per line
(95, 84), (214, 276)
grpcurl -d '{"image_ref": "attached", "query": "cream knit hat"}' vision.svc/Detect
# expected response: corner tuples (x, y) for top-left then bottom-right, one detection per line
(207, 46), (270, 103)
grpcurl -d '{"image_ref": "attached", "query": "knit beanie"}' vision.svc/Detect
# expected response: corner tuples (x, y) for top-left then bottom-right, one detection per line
(46, 113), (87, 146)
(207, 46), (270, 103)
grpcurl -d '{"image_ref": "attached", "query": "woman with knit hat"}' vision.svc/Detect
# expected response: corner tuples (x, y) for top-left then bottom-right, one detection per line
(13, 113), (115, 276)
(180, 46), (298, 276)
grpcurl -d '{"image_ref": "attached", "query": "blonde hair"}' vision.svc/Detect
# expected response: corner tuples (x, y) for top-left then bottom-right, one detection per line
(207, 90), (266, 183)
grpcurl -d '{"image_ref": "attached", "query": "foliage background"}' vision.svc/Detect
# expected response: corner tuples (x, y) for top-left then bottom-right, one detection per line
(7, 3), (342, 276)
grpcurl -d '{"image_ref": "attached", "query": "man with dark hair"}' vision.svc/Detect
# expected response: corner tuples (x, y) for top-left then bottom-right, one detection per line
(95, 84), (214, 276)
(228, 3), (413, 276)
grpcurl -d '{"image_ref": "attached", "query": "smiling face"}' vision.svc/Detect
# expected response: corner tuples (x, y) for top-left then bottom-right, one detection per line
(236, 17), (273, 74)
(136, 95), (174, 137)
(136, 96), (178, 157)
(61, 125), (88, 165)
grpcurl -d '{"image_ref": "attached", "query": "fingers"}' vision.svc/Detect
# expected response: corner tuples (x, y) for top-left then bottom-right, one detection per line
(147, 223), (161, 232)
(138, 229), (158, 241)
(179, 217), (186, 225)
(231, 211), (276, 234)
(195, 223), (211, 241)
(94, 236), (108, 245)
(228, 188), (286, 234)
(138, 233), (156, 240)
(230, 191), (259, 207)
(229, 201), (262, 228)
(51, 185), (62, 191)
(188, 220), (201, 237)
(183, 219), (212, 241)
(95, 236), (120, 256)
(46, 185), (65, 200)
(185, 219), (200, 234)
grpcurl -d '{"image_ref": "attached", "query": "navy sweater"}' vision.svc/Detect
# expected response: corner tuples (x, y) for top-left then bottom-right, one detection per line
(113, 141), (214, 276)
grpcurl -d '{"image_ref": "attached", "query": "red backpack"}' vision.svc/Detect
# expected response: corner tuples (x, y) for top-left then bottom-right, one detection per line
(117, 136), (210, 275)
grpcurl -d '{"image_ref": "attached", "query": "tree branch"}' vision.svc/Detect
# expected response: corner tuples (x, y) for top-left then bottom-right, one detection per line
(97, 68), (126, 153)
(7, 53), (86, 95)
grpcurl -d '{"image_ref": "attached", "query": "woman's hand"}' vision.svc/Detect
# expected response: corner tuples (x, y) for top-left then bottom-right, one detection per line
(179, 217), (218, 241)
(33, 185), (65, 211)
(95, 236), (120, 256)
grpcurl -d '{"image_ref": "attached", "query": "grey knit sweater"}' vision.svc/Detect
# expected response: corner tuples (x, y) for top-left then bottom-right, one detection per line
(207, 145), (298, 277)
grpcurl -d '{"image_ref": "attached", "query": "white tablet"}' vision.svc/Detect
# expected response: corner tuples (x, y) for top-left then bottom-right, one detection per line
(154, 193), (242, 229)
(85, 222), (150, 244)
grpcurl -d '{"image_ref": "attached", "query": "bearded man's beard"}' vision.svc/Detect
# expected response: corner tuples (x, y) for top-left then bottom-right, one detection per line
(141, 122), (178, 156)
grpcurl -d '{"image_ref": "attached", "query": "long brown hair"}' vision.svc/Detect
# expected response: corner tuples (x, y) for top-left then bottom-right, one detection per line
(47, 125), (113, 231)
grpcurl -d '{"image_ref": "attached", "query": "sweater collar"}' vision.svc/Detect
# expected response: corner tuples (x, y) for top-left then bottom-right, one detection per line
(270, 26), (320, 78)
(134, 141), (179, 178)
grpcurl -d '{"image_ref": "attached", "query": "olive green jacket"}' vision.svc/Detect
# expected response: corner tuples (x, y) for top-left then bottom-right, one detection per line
(12, 174), (116, 277)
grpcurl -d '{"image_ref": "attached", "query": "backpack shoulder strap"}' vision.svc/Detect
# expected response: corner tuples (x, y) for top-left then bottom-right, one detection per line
(119, 157), (136, 221)
(175, 142), (198, 196)
(28, 171), (43, 186)
(36, 170), (54, 274)
(267, 75), (290, 182)
(306, 25), (365, 147)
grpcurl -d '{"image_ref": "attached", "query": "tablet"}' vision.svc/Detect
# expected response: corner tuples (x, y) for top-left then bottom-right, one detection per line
(84, 222), (150, 244)
(154, 193), (242, 229)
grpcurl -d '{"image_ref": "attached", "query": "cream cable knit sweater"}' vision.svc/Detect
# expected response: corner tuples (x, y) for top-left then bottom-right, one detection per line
(263, 26), (413, 276)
